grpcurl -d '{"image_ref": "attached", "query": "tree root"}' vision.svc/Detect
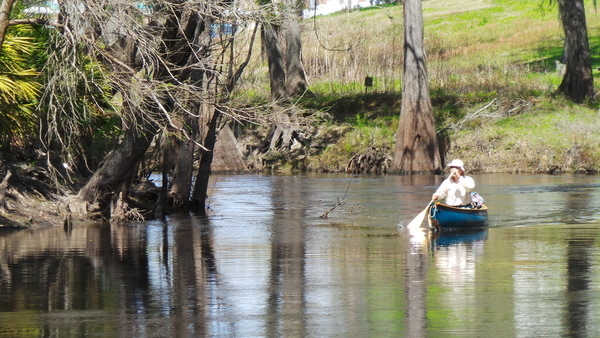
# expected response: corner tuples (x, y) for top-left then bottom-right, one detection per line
(345, 147), (392, 174)
(0, 170), (12, 213)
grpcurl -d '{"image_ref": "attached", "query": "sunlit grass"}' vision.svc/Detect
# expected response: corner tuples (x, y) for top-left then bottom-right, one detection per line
(299, 0), (595, 101)
(450, 98), (600, 173)
(233, 0), (600, 172)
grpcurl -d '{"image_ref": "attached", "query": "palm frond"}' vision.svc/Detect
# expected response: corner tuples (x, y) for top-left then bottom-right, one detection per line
(0, 29), (42, 154)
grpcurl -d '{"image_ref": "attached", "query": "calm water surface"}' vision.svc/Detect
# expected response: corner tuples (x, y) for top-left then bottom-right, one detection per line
(1, 173), (600, 337)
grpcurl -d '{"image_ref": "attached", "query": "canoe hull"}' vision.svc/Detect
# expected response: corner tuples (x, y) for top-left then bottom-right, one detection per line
(428, 203), (488, 229)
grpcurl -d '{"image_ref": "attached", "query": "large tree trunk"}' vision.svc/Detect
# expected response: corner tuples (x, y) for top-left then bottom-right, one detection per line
(191, 105), (220, 212)
(0, 0), (15, 51)
(282, 0), (311, 97)
(155, 5), (211, 214)
(77, 114), (157, 216)
(556, 0), (595, 103)
(258, 0), (312, 165)
(262, 23), (287, 100)
(262, 0), (311, 101)
(391, 0), (442, 174)
(186, 9), (218, 213)
(170, 114), (198, 208)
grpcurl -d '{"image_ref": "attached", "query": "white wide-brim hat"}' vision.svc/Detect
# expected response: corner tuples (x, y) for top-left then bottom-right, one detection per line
(447, 159), (465, 171)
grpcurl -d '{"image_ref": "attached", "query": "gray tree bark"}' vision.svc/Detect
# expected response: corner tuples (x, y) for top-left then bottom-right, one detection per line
(263, 22), (287, 100)
(0, 0), (15, 51)
(191, 104), (220, 212)
(262, 0), (311, 101)
(78, 113), (158, 216)
(282, 0), (310, 97)
(391, 0), (442, 174)
(556, 0), (595, 103)
(170, 114), (198, 208)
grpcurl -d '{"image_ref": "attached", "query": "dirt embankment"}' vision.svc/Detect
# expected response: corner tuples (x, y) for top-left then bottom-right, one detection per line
(0, 164), (85, 231)
(0, 197), (67, 230)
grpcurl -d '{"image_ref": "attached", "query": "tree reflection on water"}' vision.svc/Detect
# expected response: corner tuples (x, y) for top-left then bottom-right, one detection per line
(1, 174), (600, 336)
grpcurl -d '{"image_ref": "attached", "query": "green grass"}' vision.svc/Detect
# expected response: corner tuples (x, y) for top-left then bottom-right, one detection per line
(298, 0), (577, 101)
(449, 98), (600, 173)
(236, 0), (600, 173)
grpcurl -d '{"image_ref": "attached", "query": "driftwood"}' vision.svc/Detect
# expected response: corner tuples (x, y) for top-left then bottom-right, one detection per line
(0, 170), (12, 212)
(319, 195), (354, 218)
(319, 178), (354, 218)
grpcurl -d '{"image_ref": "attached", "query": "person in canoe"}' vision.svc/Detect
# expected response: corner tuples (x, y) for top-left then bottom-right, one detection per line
(431, 159), (475, 207)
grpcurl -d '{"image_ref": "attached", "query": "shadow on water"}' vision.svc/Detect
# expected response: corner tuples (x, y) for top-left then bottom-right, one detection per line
(0, 215), (224, 337)
(561, 187), (598, 337)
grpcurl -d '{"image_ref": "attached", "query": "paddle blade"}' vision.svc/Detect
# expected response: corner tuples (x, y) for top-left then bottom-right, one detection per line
(407, 208), (427, 229)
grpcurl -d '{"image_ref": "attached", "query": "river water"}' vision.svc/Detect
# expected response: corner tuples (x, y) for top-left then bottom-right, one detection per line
(1, 173), (600, 337)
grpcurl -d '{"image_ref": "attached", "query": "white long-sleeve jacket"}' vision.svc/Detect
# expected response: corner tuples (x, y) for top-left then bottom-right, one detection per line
(433, 175), (475, 206)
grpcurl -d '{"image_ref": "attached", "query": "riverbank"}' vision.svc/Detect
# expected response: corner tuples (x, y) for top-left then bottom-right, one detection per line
(234, 0), (600, 174)
(0, 198), (66, 230)
(2, 93), (599, 231)
(0, 167), (77, 230)
(244, 95), (600, 175)
(447, 98), (600, 174)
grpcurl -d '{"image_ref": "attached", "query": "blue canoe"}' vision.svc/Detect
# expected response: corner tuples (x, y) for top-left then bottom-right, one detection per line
(428, 202), (488, 228)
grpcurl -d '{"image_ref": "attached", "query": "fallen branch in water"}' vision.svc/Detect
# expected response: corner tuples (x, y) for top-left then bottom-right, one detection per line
(320, 195), (354, 218)
(320, 178), (354, 218)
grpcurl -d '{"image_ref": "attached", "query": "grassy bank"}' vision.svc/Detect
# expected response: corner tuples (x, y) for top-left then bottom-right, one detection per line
(238, 0), (600, 173)
(449, 98), (600, 173)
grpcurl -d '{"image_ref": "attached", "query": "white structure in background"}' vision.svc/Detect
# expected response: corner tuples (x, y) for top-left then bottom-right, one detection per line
(303, 0), (383, 18)
(22, 0), (60, 15)
(22, 1), (153, 16)
(23, 0), (379, 22)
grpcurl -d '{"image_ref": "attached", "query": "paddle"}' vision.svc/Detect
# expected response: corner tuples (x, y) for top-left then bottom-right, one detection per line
(407, 200), (434, 229)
